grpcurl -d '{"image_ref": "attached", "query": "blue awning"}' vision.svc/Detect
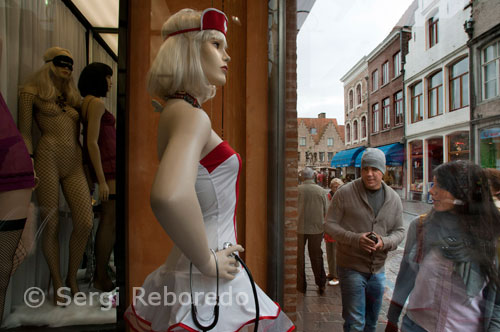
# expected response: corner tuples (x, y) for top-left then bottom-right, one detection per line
(330, 147), (365, 167)
(354, 143), (405, 167)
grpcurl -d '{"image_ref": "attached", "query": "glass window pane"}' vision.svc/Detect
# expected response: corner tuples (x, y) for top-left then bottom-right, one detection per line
(486, 80), (498, 99)
(485, 62), (497, 81)
(429, 89), (436, 116)
(452, 58), (468, 77)
(451, 79), (460, 109)
(438, 86), (443, 114)
(462, 74), (469, 106)
(484, 44), (497, 63)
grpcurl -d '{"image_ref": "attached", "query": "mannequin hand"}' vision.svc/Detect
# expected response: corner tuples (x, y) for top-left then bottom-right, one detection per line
(201, 245), (245, 280)
(99, 182), (110, 202)
(360, 232), (378, 253)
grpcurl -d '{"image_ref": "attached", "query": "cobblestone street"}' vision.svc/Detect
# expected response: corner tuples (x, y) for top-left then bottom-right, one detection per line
(294, 200), (431, 332)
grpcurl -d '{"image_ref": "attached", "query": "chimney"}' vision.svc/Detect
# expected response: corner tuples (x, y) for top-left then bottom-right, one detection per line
(318, 112), (326, 119)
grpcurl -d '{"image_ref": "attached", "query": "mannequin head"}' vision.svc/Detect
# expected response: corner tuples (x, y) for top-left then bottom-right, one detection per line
(78, 62), (113, 97)
(22, 46), (80, 107)
(148, 8), (229, 104)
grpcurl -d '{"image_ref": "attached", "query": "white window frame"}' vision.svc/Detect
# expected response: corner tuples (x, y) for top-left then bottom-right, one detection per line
(382, 61), (389, 85)
(393, 51), (401, 78)
(482, 40), (500, 100)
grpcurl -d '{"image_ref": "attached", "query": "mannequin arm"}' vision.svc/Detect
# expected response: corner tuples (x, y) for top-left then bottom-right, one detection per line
(18, 88), (37, 154)
(85, 97), (109, 200)
(150, 105), (242, 279)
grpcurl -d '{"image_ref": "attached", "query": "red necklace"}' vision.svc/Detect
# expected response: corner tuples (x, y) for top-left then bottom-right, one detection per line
(168, 91), (201, 108)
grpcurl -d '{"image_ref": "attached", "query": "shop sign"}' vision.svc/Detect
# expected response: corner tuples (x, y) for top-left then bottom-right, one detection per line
(480, 128), (500, 140)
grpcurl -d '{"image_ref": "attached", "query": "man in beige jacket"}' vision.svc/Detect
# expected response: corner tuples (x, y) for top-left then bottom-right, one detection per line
(297, 167), (328, 295)
(325, 148), (405, 332)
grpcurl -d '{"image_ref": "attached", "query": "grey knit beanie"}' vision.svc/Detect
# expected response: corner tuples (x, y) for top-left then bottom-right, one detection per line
(361, 148), (386, 174)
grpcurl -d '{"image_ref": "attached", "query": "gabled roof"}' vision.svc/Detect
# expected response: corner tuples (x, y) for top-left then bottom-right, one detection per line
(298, 118), (345, 144)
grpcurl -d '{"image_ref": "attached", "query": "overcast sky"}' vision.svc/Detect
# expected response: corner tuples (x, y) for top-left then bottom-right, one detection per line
(297, 0), (415, 124)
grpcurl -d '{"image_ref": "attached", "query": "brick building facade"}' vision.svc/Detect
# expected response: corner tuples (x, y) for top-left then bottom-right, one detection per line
(297, 114), (345, 169)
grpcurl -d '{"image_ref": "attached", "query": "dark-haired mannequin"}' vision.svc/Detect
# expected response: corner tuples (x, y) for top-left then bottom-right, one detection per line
(78, 62), (116, 292)
(18, 47), (93, 304)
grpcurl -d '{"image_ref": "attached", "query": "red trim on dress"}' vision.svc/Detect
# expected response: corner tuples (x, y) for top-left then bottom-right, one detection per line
(233, 153), (242, 244)
(125, 301), (295, 332)
(200, 141), (235, 174)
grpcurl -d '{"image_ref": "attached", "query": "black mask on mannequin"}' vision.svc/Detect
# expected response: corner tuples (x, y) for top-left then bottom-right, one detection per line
(48, 55), (74, 71)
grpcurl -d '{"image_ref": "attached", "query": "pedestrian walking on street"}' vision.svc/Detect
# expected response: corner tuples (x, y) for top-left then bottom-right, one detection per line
(386, 160), (500, 332)
(325, 178), (344, 286)
(325, 148), (405, 332)
(297, 167), (328, 295)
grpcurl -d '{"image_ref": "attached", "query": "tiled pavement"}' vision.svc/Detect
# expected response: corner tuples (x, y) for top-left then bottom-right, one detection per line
(294, 200), (432, 332)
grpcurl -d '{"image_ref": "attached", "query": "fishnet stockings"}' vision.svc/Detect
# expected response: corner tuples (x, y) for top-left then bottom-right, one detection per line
(19, 92), (93, 300)
(94, 199), (116, 291)
(0, 228), (23, 325)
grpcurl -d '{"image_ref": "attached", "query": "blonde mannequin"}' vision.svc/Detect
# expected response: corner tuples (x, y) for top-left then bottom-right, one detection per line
(18, 47), (93, 305)
(125, 8), (294, 332)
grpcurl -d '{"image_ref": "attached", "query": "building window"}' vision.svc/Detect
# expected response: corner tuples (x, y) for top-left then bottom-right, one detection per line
(353, 120), (358, 140)
(346, 124), (351, 143)
(382, 98), (390, 129)
(361, 116), (367, 138)
(427, 137), (443, 182)
(428, 16), (438, 48)
(298, 152), (301, 161)
(372, 103), (379, 133)
(410, 140), (423, 193)
(310, 128), (317, 134)
(328, 152), (334, 162)
(428, 71), (443, 117)
(394, 91), (403, 125)
(299, 137), (306, 146)
(372, 70), (379, 91)
(480, 127), (500, 168)
(450, 57), (469, 111)
(411, 82), (423, 123)
(448, 131), (469, 161)
(393, 51), (401, 77)
(356, 84), (362, 105)
(382, 61), (389, 85)
(319, 152), (325, 162)
(482, 41), (499, 100)
(349, 89), (354, 109)
(327, 137), (334, 146)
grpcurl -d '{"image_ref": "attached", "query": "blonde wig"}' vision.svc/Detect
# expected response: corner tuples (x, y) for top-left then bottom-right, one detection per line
(147, 9), (228, 104)
(20, 47), (80, 107)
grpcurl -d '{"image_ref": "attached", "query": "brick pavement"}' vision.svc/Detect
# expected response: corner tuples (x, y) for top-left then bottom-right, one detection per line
(294, 200), (431, 332)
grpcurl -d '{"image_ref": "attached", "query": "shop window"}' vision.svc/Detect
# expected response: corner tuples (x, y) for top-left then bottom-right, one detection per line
(382, 61), (389, 85)
(450, 57), (469, 111)
(372, 103), (379, 133)
(448, 131), (470, 161)
(411, 82), (423, 123)
(427, 137), (443, 181)
(356, 83), (362, 105)
(410, 140), (423, 193)
(299, 137), (306, 146)
(328, 152), (334, 162)
(394, 91), (403, 125)
(372, 70), (379, 91)
(361, 116), (367, 138)
(428, 71), (443, 117)
(384, 166), (403, 188)
(482, 40), (499, 100)
(327, 137), (334, 146)
(353, 120), (358, 140)
(393, 51), (401, 77)
(382, 98), (390, 129)
(349, 89), (354, 109)
(319, 152), (325, 162)
(428, 16), (439, 48)
(480, 127), (500, 169)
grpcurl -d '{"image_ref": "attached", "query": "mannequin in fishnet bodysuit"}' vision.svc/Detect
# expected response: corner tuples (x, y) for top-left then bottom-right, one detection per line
(18, 47), (93, 305)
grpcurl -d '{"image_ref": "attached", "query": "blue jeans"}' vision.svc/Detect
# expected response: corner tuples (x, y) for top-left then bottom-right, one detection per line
(338, 267), (386, 332)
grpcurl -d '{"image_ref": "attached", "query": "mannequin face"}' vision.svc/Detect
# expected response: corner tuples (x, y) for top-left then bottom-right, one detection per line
(51, 52), (73, 80)
(106, 75), (112, 93)
(200, 37), (230, 86)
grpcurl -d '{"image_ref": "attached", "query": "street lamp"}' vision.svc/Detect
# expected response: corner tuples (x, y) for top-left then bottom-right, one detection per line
(464, 17), (474, 38)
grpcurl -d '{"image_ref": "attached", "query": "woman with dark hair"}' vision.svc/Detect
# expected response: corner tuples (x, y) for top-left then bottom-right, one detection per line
(386, 160), (500, 332)
(78, 62), (116, 292)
